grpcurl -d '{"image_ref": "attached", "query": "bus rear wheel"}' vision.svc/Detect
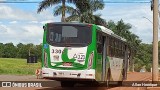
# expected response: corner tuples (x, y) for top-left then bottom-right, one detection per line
(61, 81), (75, 87)
(107, 68), (111, 81)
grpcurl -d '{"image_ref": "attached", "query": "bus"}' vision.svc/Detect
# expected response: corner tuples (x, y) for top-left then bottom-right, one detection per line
(41, 22), (129, 87)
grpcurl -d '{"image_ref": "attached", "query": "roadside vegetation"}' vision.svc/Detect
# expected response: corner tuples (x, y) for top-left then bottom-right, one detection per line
(0, 43), (42, 61)
(0, 58), (41, 75)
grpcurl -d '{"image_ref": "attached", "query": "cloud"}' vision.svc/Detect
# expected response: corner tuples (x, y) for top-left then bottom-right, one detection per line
(0, 4), (60, 44)
(99, 3), (154, 43)
(0, 5), (37, 21)
(105, 0), (149, 2)
(0, 4), (60, 22)
(29, 21), (39, 24)
(0, 24), (43, 45)
(9, 21), (18, 24)
(0, 24), (8, 33)
(36, 9), (61, 22)
(22, 25), (43, 37)
(40, 20), (54, 24)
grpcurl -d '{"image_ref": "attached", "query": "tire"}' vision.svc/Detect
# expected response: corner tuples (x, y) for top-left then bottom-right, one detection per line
(107, 68), (111, 81)
(118, 81), (123, 86)
(87, 81), (99, 87)
(123, 68), (127, 80)
(61, 81), (75, 87)
(106, 69), (111, 87)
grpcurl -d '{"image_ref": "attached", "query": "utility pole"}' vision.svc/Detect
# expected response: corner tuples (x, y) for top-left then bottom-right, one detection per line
(152, 0), (159, 81)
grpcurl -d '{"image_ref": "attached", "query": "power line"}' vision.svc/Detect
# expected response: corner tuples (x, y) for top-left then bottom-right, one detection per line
(103, 1), (150, 3)
(0, 1), (39, 3)
(0, 1), (150, 3)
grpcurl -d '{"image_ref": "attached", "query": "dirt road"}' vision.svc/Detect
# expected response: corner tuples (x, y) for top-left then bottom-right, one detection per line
(108, 72), (159, 90)
(0, 72), (159, 90)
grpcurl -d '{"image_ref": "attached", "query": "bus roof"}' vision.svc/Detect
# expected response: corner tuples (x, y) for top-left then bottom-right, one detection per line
(46, 22), (89, 26)
(97, 25), (126, 42)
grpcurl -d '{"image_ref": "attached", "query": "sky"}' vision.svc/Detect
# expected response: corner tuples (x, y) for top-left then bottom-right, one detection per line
(0, 0), (157, 45)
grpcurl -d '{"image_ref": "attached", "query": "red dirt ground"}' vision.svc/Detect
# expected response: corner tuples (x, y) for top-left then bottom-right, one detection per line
(0, 72), (160, 90)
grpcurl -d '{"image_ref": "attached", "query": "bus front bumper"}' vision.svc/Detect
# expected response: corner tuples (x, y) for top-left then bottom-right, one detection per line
(42, 68), (95, 80)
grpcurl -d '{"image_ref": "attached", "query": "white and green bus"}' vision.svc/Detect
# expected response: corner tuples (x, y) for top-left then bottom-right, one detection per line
(42, 22), (129, 87)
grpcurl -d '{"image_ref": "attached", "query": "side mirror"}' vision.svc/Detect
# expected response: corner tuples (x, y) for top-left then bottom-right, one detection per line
(43, 26), (46, 31)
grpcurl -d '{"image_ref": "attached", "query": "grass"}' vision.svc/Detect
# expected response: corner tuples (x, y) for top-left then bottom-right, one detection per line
(0, 58), (41, 75)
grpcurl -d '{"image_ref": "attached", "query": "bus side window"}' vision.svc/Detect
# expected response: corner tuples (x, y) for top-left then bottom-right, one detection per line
(106, 36), (109, 56)
(122, 43), (125, 59)
(119, 42), (122, 58)
(109, 37), (112, 57)
(111, 38), (114, 57)
(97, 32), (103, 53)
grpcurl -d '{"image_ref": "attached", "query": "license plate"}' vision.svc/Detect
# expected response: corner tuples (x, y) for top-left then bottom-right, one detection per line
(63, 62), (72, 66)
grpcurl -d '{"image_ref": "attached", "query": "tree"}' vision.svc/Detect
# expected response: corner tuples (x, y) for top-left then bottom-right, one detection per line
(108, 20), (141, 49)
(37, 0), (106, 25)
(3, 43), (17, 58)
(37, 0), (76, 22)
(16, 43), (24, 58)
(108, 20), (132, 38)
(134, 43), (152, 72)
(16, 43), (35, 58)
(26, 43), (36, 56)
(35, 44), (42, 61)
(0, 42), (42, 60)
(16, 43), (28, 58)
(65, 0), (106, 26)
(0, 43), (4, 57)
(107, 20), (142, 72)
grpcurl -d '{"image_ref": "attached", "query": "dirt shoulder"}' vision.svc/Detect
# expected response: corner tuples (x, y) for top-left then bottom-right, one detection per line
(0, 75), (49, 81)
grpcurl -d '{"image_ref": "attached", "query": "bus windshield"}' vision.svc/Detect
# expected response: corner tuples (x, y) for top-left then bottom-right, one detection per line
(47, 24), (92, 47)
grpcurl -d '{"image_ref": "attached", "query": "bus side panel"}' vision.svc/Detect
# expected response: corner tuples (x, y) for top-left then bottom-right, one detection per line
(42, 24), (47, 67)
(95, 26), (103, 81)
(42, 24), (51, 68)
(105, 56), (110, 81)
(109, 57), (123, 81)
(90, 25), (97, 70)
(95, 54), (103, 81)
